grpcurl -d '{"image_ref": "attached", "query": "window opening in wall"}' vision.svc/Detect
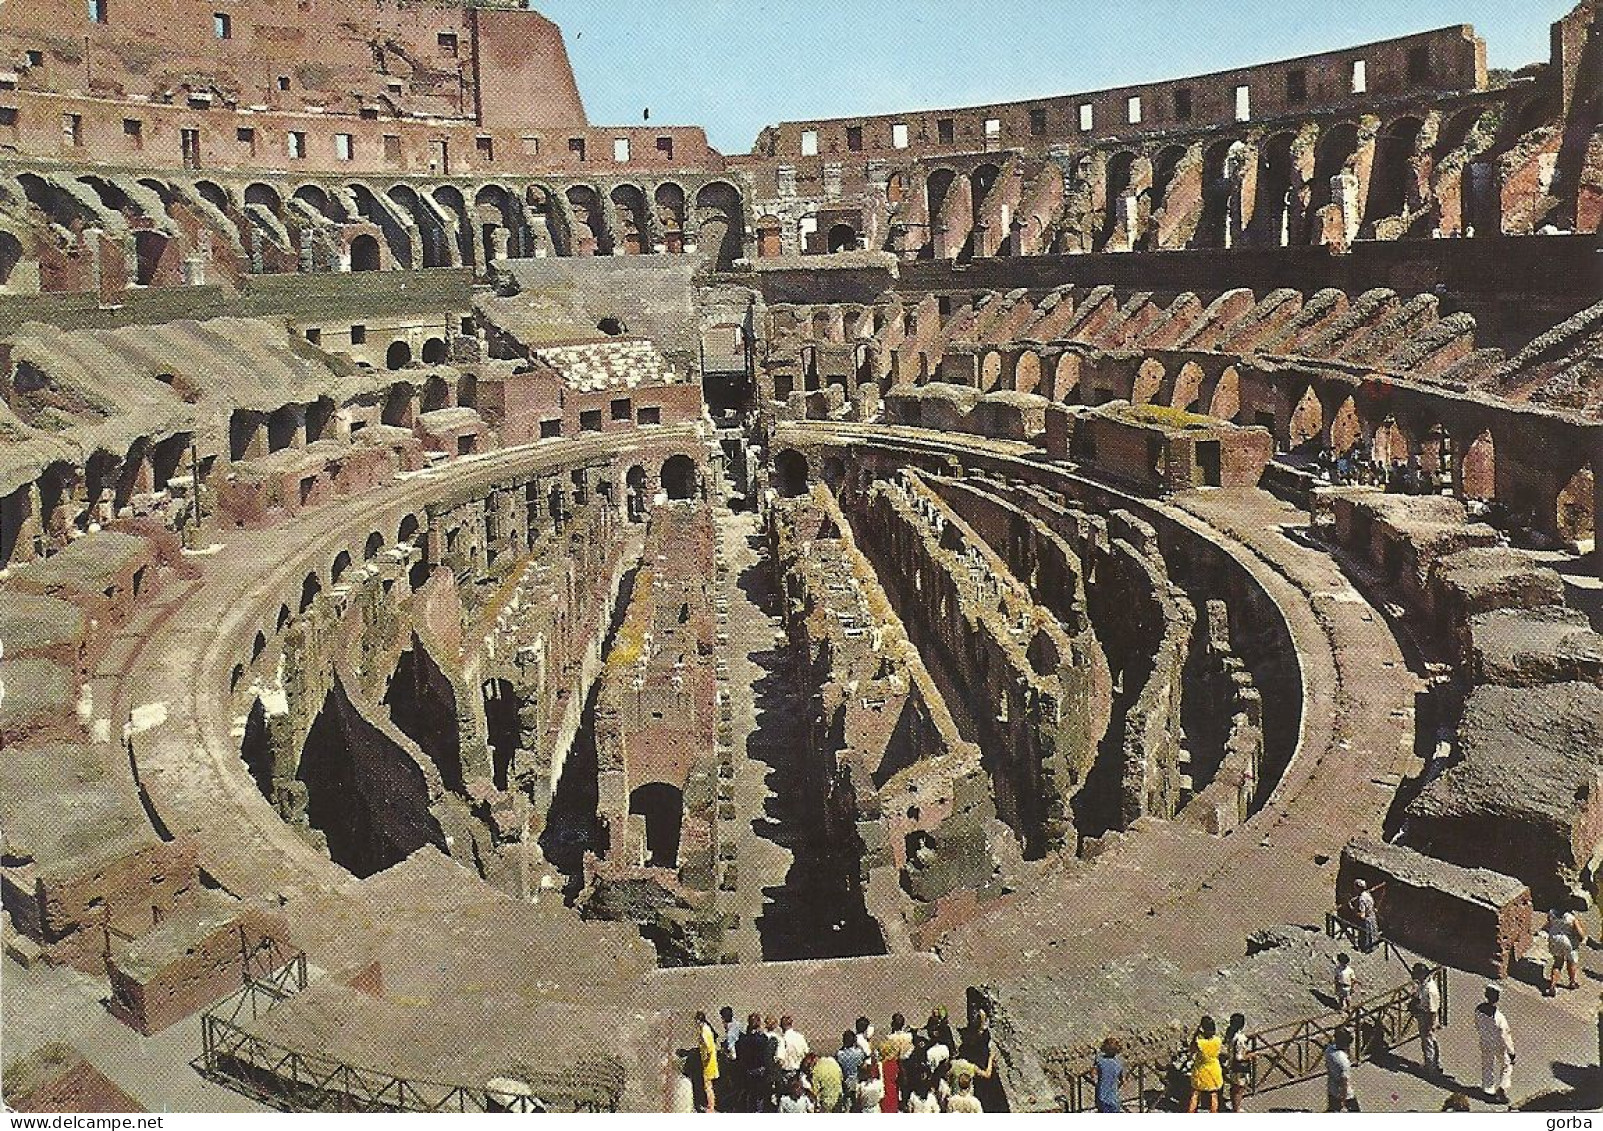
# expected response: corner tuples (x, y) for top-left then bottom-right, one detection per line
(361, 105), (379, 120)
(1127, 96), (1142, 125)
(334, 133), (354, 161)
(25, 50), (43, 68)
(237, 126), (255, 154)
(522, 135), (542, 157)
(612, 136), (629, 162)
(579, 409), (602, 433)
(568, 136), (586, 161)
(88, 0), (108, 24)
(845, 125), (863, 152)
(636, 405), (661, 426)
(0, 108), (18, 129)
(123, 118), (143, 148)
(1407, 46), (1431, 85)
(937, 118), (954, 144)
(983, 117), (1001, 148)
(540, 418), (562, 439)
(62, 113), (82, 146)
(278, 76), (290, 92)
(214, 12), (231, 39)
(1029, 108), (1047, 136)
(1174, 87), (1193, 120)
(1351, 59), (1368, 94)
(800, 129), (819, 157)
(305, 328), (321, 345)
(1287, 68), (1308, 104)
(655, 135), (673, 158)
(287, 131), (306, 159)
(350, 324), (366, 345)
(1079, 103), (1094, 132)
(893, 122), (910, 149)
(383, 134), (402, 163)
(438, 31), (458, 56)
(1235, 85), (1251, 121)
(476, 135), (494, 162)
(611, 398), (632, 421)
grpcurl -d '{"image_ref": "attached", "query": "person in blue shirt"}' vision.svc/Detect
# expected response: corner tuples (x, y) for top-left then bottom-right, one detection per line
(1092, 1035), (1125, 1113)
(835, 1030), (868, 1110)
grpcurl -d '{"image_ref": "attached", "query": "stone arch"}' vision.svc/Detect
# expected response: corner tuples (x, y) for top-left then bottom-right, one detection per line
(476, 183), (529, 262)
(1169, 361), (1206, 411)
(132, 230), (169, 286)
(980, 350), (1005, 392)
(609, 183), (650, 255)
(1288, 385), (1324, 449)
(349, 233), (381, 272)
(1252, 131), (1301, 246)
(194, 179), (232, 213)
(1015, 351), (1043, 396)
(693, 180), (745, 270)
(1052, 353), (1081, 402)
(388, 185), (450, 268)
(924, 168), (959, 258)
(300, 571), (321, 612)
(1329, 395), (1362, 453)
(653, 182), (687, 252)
(420, 337), (449, 365)
(386, 340), (412, 370)
(1101, 150), (1140, 250)
(755, 214), (783, 258)
(661, 454), (698, 500)
(564, 184), (608, 256)
(398, 513), (420, 544)
(1365, 116), (1427, 232)
(330, 549), (353, 583)
(1458, 429), (1496, 500)
(826, 222), (858, 253)
(421, 374), (450, 412)
(1207, 365), (1241, 420)
(242, 182), (283, 214)
(1132, 358), (1166, 405)
(1309, 122), (1362, 227)
(364, 531), (385, 560)
(292, 184), (345, 223)
(1195, 138), (1238, 249)
(1555, 462), (1594, 544)
(431, 184), (474, 268)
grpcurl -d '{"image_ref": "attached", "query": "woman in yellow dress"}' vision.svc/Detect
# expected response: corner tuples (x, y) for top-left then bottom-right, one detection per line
(1187, 1015), (1224, 1113)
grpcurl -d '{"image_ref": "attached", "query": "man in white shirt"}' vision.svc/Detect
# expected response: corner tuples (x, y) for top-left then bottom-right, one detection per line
(1544, 906), (1584, 995)
(1352, 879), (1379, 953)
(777, 1015), (810, 1075)
(1475, 984), (1515, 1104)
(1324, 1029), (1359, 1112)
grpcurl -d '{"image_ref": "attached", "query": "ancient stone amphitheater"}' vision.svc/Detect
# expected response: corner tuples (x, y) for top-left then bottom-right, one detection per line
(1, 0), (1600, 1115)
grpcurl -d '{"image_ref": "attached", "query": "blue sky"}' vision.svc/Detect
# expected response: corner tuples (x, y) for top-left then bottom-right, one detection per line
(534, 1), (1569, 153)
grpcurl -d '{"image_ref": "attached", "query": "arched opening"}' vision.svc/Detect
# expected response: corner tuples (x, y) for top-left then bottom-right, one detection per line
(482, 678), (520, 790)
(1252, 132), (1299, 247)
(297, 679), (445, 879)
(0, 231), (22, 290)
(661, 454), (697, 501)
(398, 514), (420, 544)
(1052, 354), (1082, 403)
(693, 181), (745, 270)
(330, 549), (352, 583)
(1365, 117), (1426, 232)
(421, 375), (450, 413)
(386, 341), (412, 371)
(609, 184), (649, 255)
(420, 338), (448, 365)
(1169, 362), (1205, 412)
(625, 464), (648, 520)
(1289, 385), (1324, 450)
(1207, 366), (1241, 421)
(826, 223), (858, 253)
(1132, 358), (1165, 405)
(775, 449), (809, 497)
(1556, 464), (1594, 545)
(1309, 123), (1361, 234)
(133, 230), (168, 286)
(654, 183), (687, 253)
(1148, 146), (1188, 244)
(1015, 352), (1042, 396)
(1458, 430), (1496, 500)
(268, 405), (299, 452)
(384, 634), (465, 793)
(299, 571), (321, 612)
(756, 215), (783, 258)
(597, 316), (626, 336)
(923, 169), (957, 259)
(240, 698), (273, 798)
(364, 531), (385, 560)
(821, 456), (846, 491)
(349, 233), (381, 272)
(1195, 139), (1237, 249)
(980, 351), (1004, 392)
(629, 782), (683, 869)
(382, 382), (414, 427)
(1101, 151), (1139, 251)
(1329, 396), (1362, 454)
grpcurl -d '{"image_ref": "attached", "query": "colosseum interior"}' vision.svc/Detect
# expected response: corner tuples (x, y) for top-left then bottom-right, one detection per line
(0, 0), (1601, 1115)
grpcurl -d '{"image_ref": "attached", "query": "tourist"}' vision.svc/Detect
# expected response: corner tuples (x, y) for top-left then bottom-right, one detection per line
(1410, 964), (1443, 1076)
(836, 1029), (868, 1108)
(959, 1008), (1007, 1113)
(1324, 1028), (1359, 1112)
(720, 1006), (742, 1060)
(778, 1015), (810, 1075)
(857, 1055), (886, 1112)
(762, 1015), (785, 1104)
(736, 1012), (773, 1111)
(718, 1007), (742, 1107)
(1224, 1013), (1252, 1112)
(1543, 903), (1584, 995)
(777, 1074), (813, 1114)
(1333, 952), (1358, 1012)
(1091, 1035), (1125, 1113)
(927, 1006), (957, 1054)
(947, 1071), (983, 1113)
(1186, 1015), (1223, 1113)
(925, 1027), (952, 1075)
(1474, 984), (1515, 1105)
(878, 1042), (902, 1112)
(904, 1073), (941, 1114)
(810, 1049), (843, 1113)
(693, 1010), (720, 1113)
(1350, 879), (1379, 952)
(855, 1016), (875, 1058)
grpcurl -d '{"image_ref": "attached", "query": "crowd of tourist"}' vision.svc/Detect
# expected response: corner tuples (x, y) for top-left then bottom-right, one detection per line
(683, 1005), (1009, 1113)
(1312, 444), (1453, 495)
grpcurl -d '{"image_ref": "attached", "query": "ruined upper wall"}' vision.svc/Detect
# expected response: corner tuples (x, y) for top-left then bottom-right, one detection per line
(747, 25), (1487, 161)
